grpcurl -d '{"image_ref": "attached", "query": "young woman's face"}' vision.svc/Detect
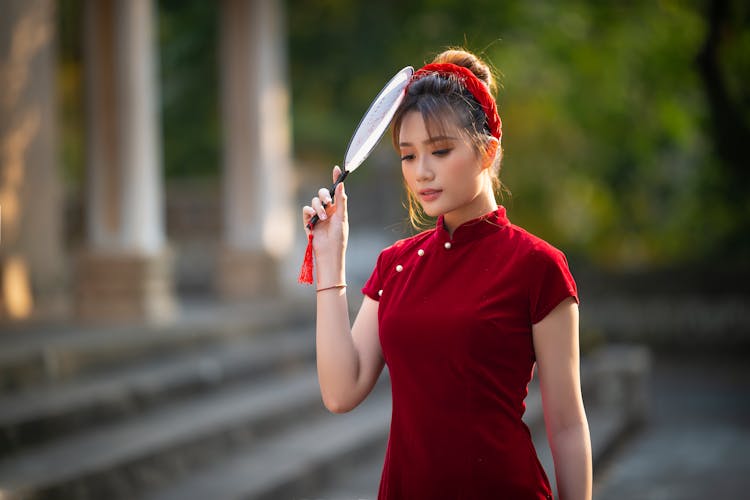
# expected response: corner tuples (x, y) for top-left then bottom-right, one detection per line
(399, 110), (491, 223)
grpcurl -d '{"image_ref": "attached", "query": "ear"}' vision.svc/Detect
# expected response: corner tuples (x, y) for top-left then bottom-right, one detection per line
(482, 137), (499, 170)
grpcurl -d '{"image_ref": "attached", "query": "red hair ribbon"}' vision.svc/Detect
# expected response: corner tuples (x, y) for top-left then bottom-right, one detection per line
(409, 62), (502, 140)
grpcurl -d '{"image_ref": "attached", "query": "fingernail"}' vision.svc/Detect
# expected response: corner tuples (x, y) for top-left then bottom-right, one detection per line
(321, 212), (327, 220)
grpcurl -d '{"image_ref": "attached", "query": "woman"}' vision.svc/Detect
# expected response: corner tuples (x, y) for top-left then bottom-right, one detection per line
(301, 49), (592, 499)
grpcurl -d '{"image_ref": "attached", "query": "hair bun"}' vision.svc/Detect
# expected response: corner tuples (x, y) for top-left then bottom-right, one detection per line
(432, 49), (494, 93)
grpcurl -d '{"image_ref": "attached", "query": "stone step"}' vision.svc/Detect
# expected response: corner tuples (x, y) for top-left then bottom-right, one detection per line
(589, 406), (632, 464)
(143, 389), (392, 500)
(304, 442), (385, 500)
(0, 298), (313, 394)
(0, 366), (325, 499)
(531, 398), (636, 497)
(522, 381), (543, 431)
(0, 326), (315, 457)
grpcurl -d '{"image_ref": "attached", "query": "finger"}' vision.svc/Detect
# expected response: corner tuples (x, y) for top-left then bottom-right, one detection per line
(334, 181), (347, 218)
(317, 188), (332, 206)
(311, 197), (327, 220)
(302, 205), (315, 223)
(302, 205), (315, 232)
(332, 165), (342, 184)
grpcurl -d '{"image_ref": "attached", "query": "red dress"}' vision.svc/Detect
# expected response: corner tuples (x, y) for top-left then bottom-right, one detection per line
(362, 206), (578, 500)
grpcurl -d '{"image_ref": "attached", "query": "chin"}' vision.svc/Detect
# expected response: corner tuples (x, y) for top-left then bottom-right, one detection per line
(421, 205), (443, 218)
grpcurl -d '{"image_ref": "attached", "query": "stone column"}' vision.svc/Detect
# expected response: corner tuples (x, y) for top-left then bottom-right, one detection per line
(0, 0), (66, 321)
(76, 0), (175, 322)
(217, 0), (295, 299)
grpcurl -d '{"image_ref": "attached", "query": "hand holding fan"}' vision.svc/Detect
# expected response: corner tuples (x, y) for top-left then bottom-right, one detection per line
(299, 66), (414, 284)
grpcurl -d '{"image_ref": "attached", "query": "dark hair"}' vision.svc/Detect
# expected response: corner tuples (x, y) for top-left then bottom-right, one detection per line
(391, 49), (507, 229)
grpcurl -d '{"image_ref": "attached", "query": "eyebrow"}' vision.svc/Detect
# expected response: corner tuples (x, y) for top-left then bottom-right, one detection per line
(398, 135), (458, 148)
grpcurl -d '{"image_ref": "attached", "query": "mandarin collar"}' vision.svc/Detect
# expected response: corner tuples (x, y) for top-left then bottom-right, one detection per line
(435, 206), (510, 245)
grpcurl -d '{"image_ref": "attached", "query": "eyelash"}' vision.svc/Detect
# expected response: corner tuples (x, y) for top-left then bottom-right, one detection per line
(400, 148), (452, 162)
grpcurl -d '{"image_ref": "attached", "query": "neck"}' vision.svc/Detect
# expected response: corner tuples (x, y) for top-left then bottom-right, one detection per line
(442, 187), (498, 237)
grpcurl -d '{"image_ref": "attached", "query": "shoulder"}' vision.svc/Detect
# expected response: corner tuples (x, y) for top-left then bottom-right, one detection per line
(377, 228), (435, 263)
(504, 223), (569, 267)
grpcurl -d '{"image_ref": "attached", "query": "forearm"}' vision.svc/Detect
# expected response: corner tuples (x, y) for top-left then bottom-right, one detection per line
(314, 263), (362, 412)
(303, 172), (369, 412)
(548, 419), (592, 500)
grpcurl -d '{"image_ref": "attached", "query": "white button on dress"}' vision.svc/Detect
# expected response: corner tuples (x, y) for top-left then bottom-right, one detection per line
(396, 264), (403, 272)
(444, 242), (452, 250)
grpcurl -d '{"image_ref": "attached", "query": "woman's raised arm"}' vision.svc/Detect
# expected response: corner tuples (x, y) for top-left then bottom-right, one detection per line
(302, 166), (385, 413)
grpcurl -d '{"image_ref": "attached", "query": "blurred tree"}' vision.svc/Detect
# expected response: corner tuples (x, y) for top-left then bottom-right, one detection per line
(695, 0), (750, 258)
(697, 0), (750, 192)
(287, 0), (749, 267)
(158, 0), (220, 178)
(487, 1), (712, 266)
(56, 0), (748, 266)
(58, 0), (85, 186)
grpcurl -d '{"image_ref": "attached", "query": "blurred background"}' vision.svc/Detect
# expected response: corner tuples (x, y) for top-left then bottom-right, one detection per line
(0, 0), (748, 498)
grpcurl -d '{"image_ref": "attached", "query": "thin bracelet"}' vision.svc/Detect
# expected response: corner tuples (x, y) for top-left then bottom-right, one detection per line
(316, 283), (347, 293)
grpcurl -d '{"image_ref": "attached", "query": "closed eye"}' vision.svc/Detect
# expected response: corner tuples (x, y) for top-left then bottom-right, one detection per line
(433, 148), (452, 157)
(400, 153), (415, 161)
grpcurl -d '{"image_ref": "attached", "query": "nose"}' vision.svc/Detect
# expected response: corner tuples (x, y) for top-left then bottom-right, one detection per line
(415, 156), (434, 182)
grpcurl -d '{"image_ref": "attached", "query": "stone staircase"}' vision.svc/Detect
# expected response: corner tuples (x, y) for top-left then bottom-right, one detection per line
(0, 298), (390, 499)
(0, 297), (648, 499)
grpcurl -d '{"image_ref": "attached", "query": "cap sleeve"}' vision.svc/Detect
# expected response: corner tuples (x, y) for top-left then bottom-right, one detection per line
(362, 249), (389, 301)
(529, 245), (579, 324)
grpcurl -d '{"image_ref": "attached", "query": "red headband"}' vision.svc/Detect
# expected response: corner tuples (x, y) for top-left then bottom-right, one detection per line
(408, 62), (502, 140)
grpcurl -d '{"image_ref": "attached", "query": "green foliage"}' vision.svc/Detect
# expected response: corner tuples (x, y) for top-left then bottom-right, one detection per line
(489, 1), (711, 266)
(56, 0), (749, 266)
(288, 0), (749, 266)
(58, 0), (85, 186)
(158, 0), (220, 178)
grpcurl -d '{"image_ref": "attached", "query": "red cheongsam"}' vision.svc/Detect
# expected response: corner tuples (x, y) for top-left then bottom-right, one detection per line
(362, 206), (578, 500)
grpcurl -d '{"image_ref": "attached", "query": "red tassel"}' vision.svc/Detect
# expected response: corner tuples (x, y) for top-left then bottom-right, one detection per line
(298, 232), (314, 284)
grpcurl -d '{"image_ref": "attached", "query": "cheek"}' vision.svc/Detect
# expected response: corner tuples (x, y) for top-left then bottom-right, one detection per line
(445, 158), (469, 184)
(447, 154), (483, 191)
(401, 164), (414, 188)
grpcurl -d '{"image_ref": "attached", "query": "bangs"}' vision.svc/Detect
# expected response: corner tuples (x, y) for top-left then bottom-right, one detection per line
(392, 96), (469, 148)
(419, 97), (465, 142)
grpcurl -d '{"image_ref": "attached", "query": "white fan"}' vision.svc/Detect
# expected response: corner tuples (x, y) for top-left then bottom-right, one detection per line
(308, 66), (414, 228)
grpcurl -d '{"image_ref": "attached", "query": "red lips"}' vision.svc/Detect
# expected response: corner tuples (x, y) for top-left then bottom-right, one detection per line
(418, 189), (442, 201)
